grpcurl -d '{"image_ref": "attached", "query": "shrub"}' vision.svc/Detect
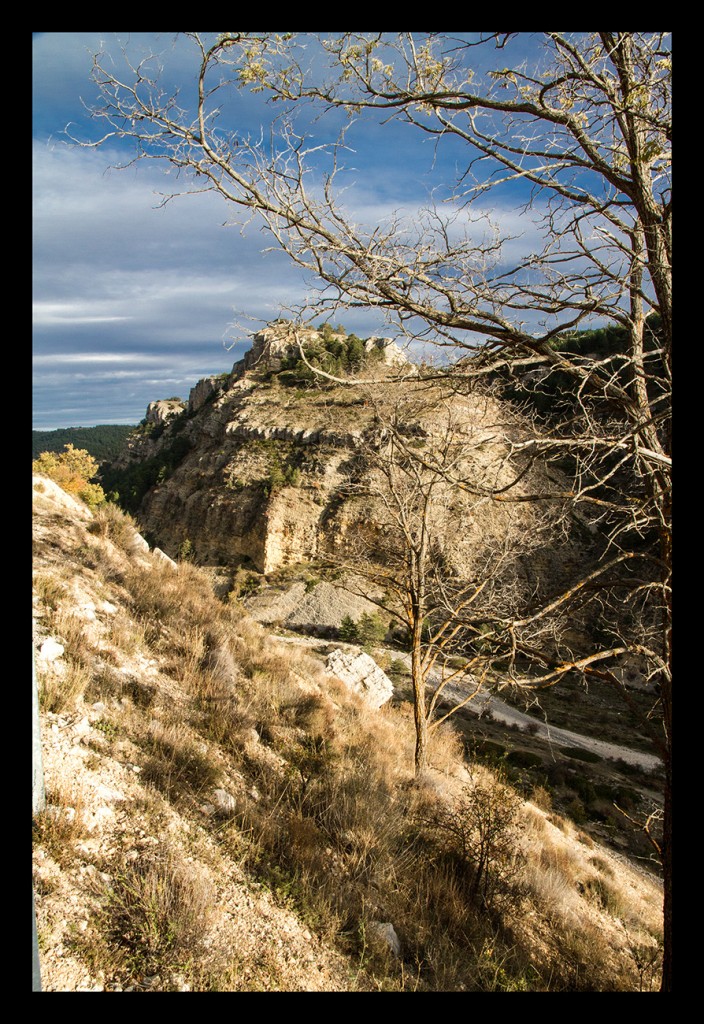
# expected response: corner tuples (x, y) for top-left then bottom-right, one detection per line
(415, 768), (525, 913)
(33, 779), (89, 866)
(560, 746), (602, 764)
(38, 658), (92, 713)
(339, 614), (360, 643)
(357, 612), (387, 647)
(87, 501), (140, 550)
(338, 611), (387, 646)
(92, 849), (215, 979)
(33, 444), (106, 509)
(178, 537), (195, 562)
(141, 720), (220, 801)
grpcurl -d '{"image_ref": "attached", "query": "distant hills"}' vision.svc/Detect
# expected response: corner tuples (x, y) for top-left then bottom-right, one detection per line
(32, 424), (136, 464)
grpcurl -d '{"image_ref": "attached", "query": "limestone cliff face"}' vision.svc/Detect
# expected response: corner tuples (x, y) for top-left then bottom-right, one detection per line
(132, 371), (366, 573)
(118, 326), (590, 592)
(146, 398), (186, 426)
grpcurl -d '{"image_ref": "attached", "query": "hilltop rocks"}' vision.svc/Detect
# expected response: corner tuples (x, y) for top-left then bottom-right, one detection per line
(233, 320), (412, 376)
(189, 376), (226, 415)
(241, 322), (324, 373)
(363, 336), (410, 368)
(146, 398), (185, 427)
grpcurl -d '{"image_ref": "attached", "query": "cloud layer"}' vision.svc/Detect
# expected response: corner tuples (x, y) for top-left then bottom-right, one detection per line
(33, 33), (549, 430)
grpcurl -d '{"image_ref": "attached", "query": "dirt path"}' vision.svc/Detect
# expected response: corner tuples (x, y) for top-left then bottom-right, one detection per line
(274, 634), (662, 773)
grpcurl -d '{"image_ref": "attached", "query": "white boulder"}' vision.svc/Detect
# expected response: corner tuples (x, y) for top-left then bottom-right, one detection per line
(325, 648), (393, 709)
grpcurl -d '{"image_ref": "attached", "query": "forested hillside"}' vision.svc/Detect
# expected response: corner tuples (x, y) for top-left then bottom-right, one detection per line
(32, 425), (136, 464)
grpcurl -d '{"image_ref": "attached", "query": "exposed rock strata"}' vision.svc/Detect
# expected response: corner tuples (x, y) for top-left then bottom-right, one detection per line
(114, 327), (594, 608)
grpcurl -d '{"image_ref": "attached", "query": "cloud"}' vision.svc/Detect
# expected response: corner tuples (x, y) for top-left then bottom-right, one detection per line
(32, 33), (576, 430)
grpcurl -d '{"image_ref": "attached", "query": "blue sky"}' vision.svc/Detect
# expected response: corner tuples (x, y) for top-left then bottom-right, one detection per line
(32, 32), (551, 430)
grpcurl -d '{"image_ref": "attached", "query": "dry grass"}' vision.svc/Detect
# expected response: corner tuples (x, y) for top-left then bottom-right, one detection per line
(141, 719), (221, 803)
(87, 847), (217, 981)
(33, 779), (89, 867)
(38, 659), (92, 713)
(33, 573), (67, 612)
(33, 489), (665, 992)
(87, 502), (141, 551)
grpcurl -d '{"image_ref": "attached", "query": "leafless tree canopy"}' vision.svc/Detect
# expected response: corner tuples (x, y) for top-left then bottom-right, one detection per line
(78, 32), (671, 989)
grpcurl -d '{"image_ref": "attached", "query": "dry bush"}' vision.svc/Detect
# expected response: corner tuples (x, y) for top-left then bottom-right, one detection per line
(89, 848), (216, 981)
(532, 839), (585, 899)
(123, 559), (217, 637)
(48, 607), (93, 666)
(38, 659), (92, 714)
(33, 779), (89, 866)
(193, 670), (252, 749)
(33, 573), (67, 612)
(523, 860), (575, 909)
(141, 719), (220, 802)
(578, 872), (628, 917)
(620, 926), (663, 992)
(550, 917), (630, 991)
(531, 785), (553, 812)
(101, 613), (148, 660)
(413, 768), (525, 914)
(293, 693), (336, 740)
(87, 502), (140, 550)
(123, 565), (186, 632)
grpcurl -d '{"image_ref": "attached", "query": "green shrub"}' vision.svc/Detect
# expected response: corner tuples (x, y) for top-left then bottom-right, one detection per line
(339, 614), (360, 643)
(560, 746), (602, 764)
(92, 850), (215, 978)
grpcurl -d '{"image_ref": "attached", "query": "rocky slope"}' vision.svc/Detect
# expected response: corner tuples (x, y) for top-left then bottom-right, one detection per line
(32, 473), (664, 992)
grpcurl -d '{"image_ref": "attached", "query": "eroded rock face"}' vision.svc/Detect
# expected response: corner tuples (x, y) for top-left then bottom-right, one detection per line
(189, 376), (226, 415)
(242, 322), (323, 373)
(325, 648), (394, 708)
(116, 325), (592, 608)
(146, 399), (185, 426)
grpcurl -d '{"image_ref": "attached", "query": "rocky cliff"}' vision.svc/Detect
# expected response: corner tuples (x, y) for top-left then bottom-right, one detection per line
(108, 324), (593, 616)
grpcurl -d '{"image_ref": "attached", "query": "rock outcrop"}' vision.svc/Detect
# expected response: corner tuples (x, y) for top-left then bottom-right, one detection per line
(146, 398), (185, 426)
(189, 375), (227, 415)
(108, 324), (594, 614)
(325, 648), (394, 708)
(232, 320), (413, 376)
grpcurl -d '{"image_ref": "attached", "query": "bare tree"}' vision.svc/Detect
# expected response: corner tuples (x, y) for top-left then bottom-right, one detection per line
(323, 378), (567, 776)
(80, 32), (672, 988)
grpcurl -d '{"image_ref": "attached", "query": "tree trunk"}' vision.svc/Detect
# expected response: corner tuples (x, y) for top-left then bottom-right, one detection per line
(660, 743), (672, 991)
(411, 629), (428, 775)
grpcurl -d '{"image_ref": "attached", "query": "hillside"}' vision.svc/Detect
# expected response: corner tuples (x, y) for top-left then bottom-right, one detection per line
(97, 322), (666, 861)
(32, 473), (664, 991)
(32, 425), (137, 464)
(102, 323), (594, 603)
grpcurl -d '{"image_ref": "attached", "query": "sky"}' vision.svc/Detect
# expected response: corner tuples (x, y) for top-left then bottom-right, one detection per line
(32, 32), (553, 430)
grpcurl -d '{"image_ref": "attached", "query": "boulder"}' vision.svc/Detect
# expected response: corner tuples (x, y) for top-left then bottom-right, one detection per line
(367, 921), (402, 958)
(325, 648), (393, 709)
(153, 547), (178, 570)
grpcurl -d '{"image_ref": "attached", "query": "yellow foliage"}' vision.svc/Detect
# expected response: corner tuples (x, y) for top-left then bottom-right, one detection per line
(33, 444), (106, 509)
